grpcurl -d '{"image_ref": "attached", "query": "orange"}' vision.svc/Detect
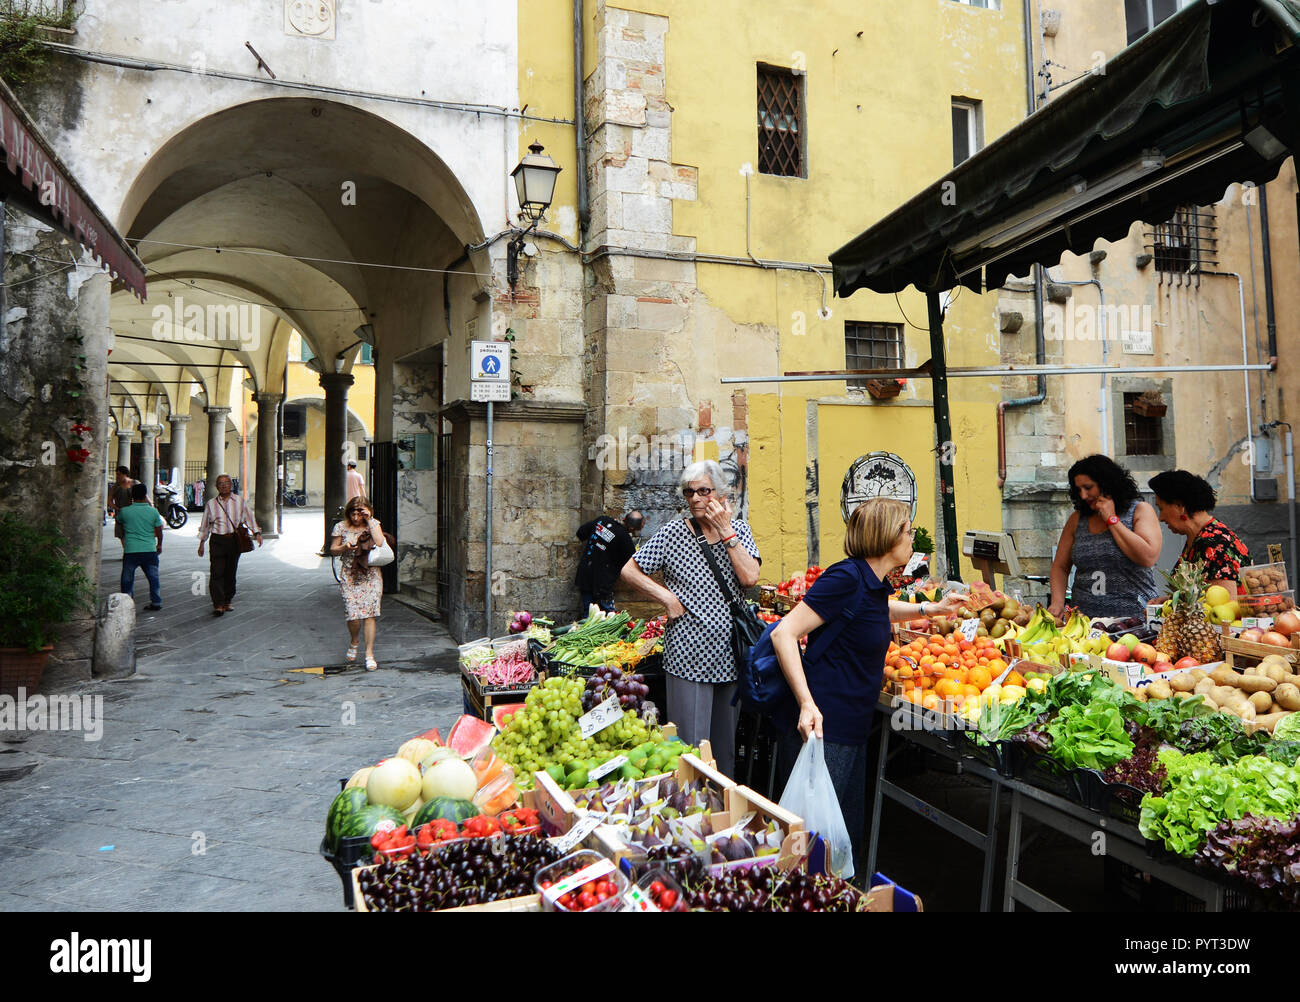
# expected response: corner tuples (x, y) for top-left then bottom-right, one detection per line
(968, 666), (992, 690)
(905, 689), (924, 705)
(921, 693), (940, 711)
(917, 675), (934, 691)
(960, 683), (981, 699)
(934, 678), (960, 700)
(987, 659), (1007, 674)
(1004, 670), (1025, 688)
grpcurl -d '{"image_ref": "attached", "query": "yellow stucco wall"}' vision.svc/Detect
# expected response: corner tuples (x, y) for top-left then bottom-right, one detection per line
(520, 0), (1020, 580)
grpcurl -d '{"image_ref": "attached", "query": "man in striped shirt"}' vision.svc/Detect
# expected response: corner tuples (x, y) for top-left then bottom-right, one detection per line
(197, 474), (262, 616)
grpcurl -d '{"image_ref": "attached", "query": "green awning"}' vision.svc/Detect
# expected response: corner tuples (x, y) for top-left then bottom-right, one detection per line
(830, 0), (1300, 296)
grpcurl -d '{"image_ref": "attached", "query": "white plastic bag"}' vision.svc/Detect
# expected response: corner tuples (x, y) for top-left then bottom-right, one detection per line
(366, 538), (395, 567)
(777, 735), (854, 879)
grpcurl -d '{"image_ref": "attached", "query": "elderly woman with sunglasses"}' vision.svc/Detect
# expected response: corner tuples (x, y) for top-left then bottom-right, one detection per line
(618, 460), (760, 777)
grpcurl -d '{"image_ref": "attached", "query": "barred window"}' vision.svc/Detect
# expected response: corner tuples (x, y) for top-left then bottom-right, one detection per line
(1149, 205), (1217, 275)
(845, 322), (903, 389)
(1123, 393), (1164, 456)
(758, 65), (804, 178)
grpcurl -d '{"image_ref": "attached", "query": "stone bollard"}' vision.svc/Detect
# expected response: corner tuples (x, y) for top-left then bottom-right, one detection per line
(93, 592), (136, 679)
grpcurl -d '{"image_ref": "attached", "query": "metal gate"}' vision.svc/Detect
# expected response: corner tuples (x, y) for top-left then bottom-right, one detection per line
(437, 432), (452, 619)
(370, 441), (399, 593)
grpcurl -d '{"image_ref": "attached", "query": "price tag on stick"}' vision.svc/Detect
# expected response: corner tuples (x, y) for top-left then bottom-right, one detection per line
(959, 618), (980, 642)
(579, 695), (623, 739)
(588, 755), (628, 783)
(550, 812), (607, 855)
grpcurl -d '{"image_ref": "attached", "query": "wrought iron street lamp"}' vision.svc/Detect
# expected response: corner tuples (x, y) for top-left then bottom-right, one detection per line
(508, 142), (562, 288)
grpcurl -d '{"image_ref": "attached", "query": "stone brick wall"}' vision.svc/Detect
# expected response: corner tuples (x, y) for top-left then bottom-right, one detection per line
(0, 224), (111, 686)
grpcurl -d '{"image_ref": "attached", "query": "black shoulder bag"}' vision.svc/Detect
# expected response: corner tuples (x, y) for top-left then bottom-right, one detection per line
(689, 518), (766, 671)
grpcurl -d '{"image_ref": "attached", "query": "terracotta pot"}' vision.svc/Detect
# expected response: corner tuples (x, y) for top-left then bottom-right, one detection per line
(0, 646), (53, 697)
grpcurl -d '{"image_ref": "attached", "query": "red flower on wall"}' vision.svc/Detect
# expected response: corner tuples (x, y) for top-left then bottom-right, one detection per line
(70, 423), (93, 436)
(66, 447), (91, 464)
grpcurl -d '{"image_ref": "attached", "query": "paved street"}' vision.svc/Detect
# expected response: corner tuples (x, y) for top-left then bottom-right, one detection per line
(0, 509), (462, 911)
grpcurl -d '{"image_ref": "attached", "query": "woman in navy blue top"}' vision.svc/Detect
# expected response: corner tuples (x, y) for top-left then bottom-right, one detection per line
(770, 497), (969, 877)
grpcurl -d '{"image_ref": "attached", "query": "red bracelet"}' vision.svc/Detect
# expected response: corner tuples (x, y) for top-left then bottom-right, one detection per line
(721, 534), (737, 543)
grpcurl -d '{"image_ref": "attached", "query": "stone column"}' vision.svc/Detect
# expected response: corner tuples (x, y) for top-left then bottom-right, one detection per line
(254, 392), (283, 538)
(139, 424), (162, 494)
(168, 414), (190, 484)
(116, 429), (133, 473)
(204, 406), (230, 500)
(319, 372), (354, 550)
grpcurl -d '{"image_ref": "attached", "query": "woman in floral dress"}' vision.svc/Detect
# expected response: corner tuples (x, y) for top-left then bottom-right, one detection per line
(330, 496), (386, 670)
(1148, 470), (1251, 595)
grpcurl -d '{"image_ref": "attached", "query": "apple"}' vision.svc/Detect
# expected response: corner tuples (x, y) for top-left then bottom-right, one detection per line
(1120, 633), (1141, 653)
(1133, 643), (1158, 666)
(1173, 656), (1200, 671)
(1205, 585), (1232, 607)
(1106, 642), (1131, 662)
(1154, 650), (1172, 664)
(1241, 627), (1264, 644)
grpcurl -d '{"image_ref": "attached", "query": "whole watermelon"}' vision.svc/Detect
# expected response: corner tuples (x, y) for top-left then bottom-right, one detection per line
(412, 797), (479, 829)
(337, 803), (407, 840)
(326, 788), (370, 852)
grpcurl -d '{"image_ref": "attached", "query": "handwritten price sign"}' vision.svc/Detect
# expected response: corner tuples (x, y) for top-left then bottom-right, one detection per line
(579, 695), (623, 739)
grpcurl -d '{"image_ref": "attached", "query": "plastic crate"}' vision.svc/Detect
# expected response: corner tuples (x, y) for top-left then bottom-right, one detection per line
(960, 734), (1015, 777)
(1095, 777), (1147, 826)
(1009, 744), (1086, 802)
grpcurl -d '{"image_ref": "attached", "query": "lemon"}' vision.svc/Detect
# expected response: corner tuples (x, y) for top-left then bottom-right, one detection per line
(1205, 585), (1232, 607)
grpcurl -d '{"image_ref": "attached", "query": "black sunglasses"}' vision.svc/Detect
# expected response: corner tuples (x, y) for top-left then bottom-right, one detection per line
(682, 487), (714, 498)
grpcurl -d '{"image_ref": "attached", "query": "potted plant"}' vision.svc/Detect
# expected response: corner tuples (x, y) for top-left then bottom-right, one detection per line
(0, 513), (94, 695)
(865, 378), (905, 400)
(1132, 390), (1167, 418)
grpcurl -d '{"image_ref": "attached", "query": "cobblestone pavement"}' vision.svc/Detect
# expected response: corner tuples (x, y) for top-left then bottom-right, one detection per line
(0, 510), (462, 912)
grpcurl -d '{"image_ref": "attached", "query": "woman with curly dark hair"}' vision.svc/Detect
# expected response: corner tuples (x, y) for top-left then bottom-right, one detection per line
(1148, 470), (1249, 596)
(1048, 455), (1162, 620)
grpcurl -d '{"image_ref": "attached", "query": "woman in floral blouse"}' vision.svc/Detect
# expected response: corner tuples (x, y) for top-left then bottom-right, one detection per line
(1148, 470), (1250, 595)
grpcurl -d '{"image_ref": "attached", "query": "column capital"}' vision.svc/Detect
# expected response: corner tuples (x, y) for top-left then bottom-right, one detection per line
(205, 405), (231, 416)
(254, 391), (285, 405)
(116, 429), (134, 440)
(140, 424), (163, 438)
(318, 372), (355, 390)
(168, 414), (192, 424)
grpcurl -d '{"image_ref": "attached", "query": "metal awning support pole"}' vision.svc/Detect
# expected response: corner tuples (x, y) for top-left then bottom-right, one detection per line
(928, 292), (962, 582)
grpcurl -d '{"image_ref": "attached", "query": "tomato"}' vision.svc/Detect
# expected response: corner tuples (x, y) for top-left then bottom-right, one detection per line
(577, 891), (598, 910)
(582, 881), (598, 895)
(649, 880), (666, 898)
(660, 889), (678, 909)
(539, 880), (553, 890)
(558, 892), (575, 910)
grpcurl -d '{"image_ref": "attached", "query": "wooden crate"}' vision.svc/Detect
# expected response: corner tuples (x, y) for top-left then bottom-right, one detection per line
(1221, 635), (1300, 671)
(460, 666), (543, 721)
(530, 741), (718, 835)
(350, 863), (542, 913)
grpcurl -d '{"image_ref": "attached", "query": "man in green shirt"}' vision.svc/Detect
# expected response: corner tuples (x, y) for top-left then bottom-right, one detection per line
(117, 482), (164, 610)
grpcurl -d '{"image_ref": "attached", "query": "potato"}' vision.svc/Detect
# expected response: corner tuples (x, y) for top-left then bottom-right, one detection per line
(1214, 686), (1247, 710)
(1173, 690), (1196, 700)
(1194, 677), (1217, 696)
(1273, 683), (1300, 711)
(1260, 663), (1290, 684)
(1236, 702), (1258, 722)
(1249, 691), (1274, 713)
(1210, 667), (1240, 687)
(1190, 669), (1209, 683)
(1244, 665), (1264, 676)
(1253, 711), (1293, 734)
(1236, 675), (1277, 694)
(1146, 679), (1172, 701)
(1169, 672), (1198, 692)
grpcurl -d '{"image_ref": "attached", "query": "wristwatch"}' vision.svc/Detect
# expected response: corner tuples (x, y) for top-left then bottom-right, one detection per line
(724, 537), (739, 549)
(1107, 515), (1120, 526)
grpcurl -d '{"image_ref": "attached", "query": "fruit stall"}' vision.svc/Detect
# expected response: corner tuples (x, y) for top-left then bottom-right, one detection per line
(867, 558), (1300, 911)
(322, 674), (922, 913)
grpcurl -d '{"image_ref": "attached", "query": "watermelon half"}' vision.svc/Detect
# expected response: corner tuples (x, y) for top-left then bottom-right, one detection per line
(447, 715), (496, 758)
(492, 703), (525, 730)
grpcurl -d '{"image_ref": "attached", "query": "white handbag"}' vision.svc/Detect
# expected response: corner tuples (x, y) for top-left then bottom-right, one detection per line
(366, 538), (395, 567)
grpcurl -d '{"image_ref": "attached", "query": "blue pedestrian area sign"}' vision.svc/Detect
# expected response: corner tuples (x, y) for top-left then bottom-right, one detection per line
(470, 340), (510, 381)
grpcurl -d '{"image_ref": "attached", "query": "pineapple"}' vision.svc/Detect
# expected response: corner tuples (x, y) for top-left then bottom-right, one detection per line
(1161, 560), (1222, 664)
